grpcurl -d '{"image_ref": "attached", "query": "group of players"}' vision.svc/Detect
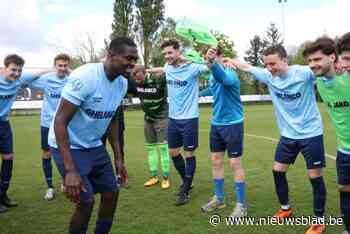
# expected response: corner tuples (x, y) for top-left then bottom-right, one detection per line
(0, 32), (349, 234)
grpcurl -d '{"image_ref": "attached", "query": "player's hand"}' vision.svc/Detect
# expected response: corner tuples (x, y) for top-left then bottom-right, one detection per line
(116, 161), (128, 186)
(206, 48), (217, 63)
(223, 59), (252, 72)
(64, 170), (86, 203)
(222, 58), (236, 68)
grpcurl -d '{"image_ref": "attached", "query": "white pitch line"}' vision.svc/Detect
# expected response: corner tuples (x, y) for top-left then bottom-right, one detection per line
(245, 133), (278, 143)
(325, 154), (337, 160)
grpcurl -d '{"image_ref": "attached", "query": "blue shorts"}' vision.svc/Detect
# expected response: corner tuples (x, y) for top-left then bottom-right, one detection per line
(167, 118), (198, 151)
(41, 126), (50, 151)
(0, 120), (13, 154)
(336, 151), (350, 185)
(210, 122), (244, 158)
(275, 135), (325, 169)
(51, 146), (118, 201)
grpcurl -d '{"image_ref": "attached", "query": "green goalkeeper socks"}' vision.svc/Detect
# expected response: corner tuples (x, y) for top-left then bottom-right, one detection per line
(159, 143), (170, 178)
(146, 144), (158, 176)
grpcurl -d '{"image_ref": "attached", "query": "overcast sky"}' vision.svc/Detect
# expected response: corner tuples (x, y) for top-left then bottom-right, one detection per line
(1, 0), (349, 67)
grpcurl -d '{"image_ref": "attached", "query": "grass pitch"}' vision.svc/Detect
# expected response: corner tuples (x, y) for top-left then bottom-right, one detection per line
(0, 104), (344, 233)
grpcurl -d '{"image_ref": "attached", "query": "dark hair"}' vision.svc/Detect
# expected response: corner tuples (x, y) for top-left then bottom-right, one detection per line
(108, 37), (137, 54)
(263, 45), (287, 58)
(160, 39), (180, 50)
(4, 54), (25, 67)
(337, 32), (350, 54)
(54, 53), (71, 65)
(303, 37), (337, 58)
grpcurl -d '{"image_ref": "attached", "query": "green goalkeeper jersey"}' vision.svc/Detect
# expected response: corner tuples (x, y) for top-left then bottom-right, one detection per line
(129, 74), (168, 121)
(316, 74), (350, 152)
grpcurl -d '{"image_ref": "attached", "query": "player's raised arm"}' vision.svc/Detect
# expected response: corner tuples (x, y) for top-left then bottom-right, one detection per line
(212, 63), (239, 86)
(19, 68), (56, 87)
(206, 48), (239, 86)
(223, 58), (270, 84)
(33, 69), (55, 79)
(53, 98), (85, 203)
(106, 112), (128, 185)
(28, 73), (49, 90)
(222, 58), (253, 72)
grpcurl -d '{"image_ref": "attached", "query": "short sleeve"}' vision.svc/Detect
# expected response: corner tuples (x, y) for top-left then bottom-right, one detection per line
(211, 63), (239, 86)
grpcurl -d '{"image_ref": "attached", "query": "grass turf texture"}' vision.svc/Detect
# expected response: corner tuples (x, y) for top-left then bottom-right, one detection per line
(0, 104), (343, 234)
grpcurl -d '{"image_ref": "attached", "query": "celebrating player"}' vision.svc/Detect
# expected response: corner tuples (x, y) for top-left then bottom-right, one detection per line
(148, 39), (209, 205)
(0, 54), (51, 213)
(226, 45), (326, 234)
(129, 65), (170, 189)
(303, 36), (350, 234)
(200, 48), (247, 218)
(48, 37), (137, 234)
(30, 53), (71, 200)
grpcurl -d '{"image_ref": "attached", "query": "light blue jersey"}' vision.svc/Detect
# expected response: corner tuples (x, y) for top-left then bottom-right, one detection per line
(200, 63), (243, 125)
(249, 65), (323, 139)
(0, 73), (36, 121)
(30, 72), (68, 127)
(48, 63), (128, 149)
(164, 62), (208, 119)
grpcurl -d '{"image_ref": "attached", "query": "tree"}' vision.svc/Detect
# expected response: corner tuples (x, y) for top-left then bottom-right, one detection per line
(106, 0), (136, 59)
(157, 17), (178, 41)
(244, 35), (265, 67)
(244, 35), (267, 94)
(241, 23), (283, 94)
(109, 0), (166, 67)
(134, 0), (165, 67)
(48, 30), (104, 69)
(70, 32), (102, 69)
(110, 0), (135, 38)
(264, 23), (283, 47)
(150, 17), (191, 67)
(213, 31), (237, 58)
(289, 42), (310, 65)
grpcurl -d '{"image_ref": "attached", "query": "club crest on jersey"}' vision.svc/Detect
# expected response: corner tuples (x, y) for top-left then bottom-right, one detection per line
(71, 79), (83, 91)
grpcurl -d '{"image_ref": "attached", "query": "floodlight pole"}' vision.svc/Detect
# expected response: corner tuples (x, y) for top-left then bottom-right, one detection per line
(278, 0), (287, 42)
